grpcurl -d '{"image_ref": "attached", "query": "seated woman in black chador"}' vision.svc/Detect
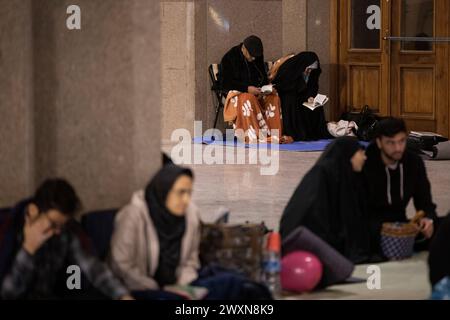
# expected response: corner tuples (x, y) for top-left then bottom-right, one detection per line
(280, 137), (373, 263)
(271, 52), (330, 141)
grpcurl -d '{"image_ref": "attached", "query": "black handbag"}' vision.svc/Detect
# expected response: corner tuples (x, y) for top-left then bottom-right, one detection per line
(342, 105), (379, 141)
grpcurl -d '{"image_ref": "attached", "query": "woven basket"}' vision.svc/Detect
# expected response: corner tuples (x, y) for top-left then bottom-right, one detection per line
(380, 222), (419, 260)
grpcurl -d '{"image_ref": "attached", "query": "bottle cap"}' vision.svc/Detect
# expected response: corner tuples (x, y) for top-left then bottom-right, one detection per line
(266, 232), (281, 253)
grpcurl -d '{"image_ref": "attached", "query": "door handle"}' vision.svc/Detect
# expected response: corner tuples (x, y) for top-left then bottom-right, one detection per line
(383, 36), (450, 42)
(384, 31), (390, 54)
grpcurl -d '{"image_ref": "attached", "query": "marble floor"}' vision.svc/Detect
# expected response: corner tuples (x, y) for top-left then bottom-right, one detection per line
(163, 142), (450, 300)
(283, 252), (431, 300)
(163, 142), (450, 230)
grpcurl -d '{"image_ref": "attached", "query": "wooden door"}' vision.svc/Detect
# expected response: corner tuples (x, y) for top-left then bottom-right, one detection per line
(389, 0), (449, 136)
(336, 0), (450, 137)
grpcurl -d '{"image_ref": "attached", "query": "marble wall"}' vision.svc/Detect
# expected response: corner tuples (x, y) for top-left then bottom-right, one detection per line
(0, 0), (333, 208)
(161, 0), (331, 135)
(0, 0), (34, 206)
(161, 1), (196, 141)
(283, 0), (308, 55)
(0, 0), (162, 210)
(204, 0), (284, 129)
(307, 0), (331, 120)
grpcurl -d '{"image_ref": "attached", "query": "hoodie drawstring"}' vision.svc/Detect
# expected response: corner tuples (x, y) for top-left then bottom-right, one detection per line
(385, 163), (404, 205)
(385, 166), (392, 205)
(400, 163), (404, 201)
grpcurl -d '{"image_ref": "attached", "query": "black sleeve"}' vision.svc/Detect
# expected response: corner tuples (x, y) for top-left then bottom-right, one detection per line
(221, 53), (249, 93)
(428, 214), (450, 286)
(255, 57), (269, 86)
(413, 157), (438, 221)
(280, 167), (332, 241)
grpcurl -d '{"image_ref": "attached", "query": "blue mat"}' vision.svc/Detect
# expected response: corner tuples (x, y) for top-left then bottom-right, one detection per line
(192, 137), (369, 152)
(193, 137), (332, 152)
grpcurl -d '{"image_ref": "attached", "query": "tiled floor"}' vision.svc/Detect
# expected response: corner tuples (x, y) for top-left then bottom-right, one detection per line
(163, 142), (450, 299)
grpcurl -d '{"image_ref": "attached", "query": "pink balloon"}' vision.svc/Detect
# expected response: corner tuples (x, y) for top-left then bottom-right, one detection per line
(281, 251), (323, 293)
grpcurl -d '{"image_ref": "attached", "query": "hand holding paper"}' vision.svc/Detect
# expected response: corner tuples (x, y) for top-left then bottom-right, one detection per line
(303, 94), (329, 111)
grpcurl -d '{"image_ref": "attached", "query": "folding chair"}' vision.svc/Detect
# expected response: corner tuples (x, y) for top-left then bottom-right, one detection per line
(208, 63), (228, 129)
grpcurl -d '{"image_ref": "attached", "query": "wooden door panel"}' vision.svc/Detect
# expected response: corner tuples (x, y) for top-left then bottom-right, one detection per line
(399, 66), (435, 118)
(403, 119), (437, 132)
(348, 64), (382, 112)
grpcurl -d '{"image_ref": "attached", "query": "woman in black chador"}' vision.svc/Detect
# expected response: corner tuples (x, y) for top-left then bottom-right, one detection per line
(271, 52), (330, 141)
(280, 137), (372, 263)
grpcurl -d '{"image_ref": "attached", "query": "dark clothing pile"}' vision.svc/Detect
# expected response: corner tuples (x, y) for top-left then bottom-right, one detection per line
(280, 137), (371, 263)
(220, 44), (268, 93)
(271, 52), (329, 141)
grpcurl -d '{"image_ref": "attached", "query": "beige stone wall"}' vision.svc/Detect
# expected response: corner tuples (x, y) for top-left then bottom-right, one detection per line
(161, 1), (196, 142)
(0, 0), (333, 208)
(0, 0), (34, 206)
(201, 0), (285, 130)
(307, 0), (331, 120)
(0, 0), (161, 210)
(283, 0), (308, 55)
(160, 0), (331, 133)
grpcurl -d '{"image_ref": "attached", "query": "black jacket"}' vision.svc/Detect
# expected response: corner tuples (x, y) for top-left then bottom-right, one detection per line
(220, 44), (268, 93)
(363, 143), (438, 225)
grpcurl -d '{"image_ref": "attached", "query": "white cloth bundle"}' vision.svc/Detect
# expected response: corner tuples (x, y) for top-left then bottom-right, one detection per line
(327, 120), (358, 138)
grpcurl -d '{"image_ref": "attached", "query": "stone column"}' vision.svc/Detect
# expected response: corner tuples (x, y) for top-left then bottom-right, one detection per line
(0, 0), (161, 210)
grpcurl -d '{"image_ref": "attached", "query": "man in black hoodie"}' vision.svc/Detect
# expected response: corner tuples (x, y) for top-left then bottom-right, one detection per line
(364, 118), (437, 253)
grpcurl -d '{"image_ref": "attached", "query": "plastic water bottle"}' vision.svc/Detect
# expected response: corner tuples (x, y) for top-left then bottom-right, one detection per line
(262, 232), (281, 297)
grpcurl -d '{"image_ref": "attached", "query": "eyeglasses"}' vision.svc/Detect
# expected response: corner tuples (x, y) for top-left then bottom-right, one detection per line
(42, 214), (67, 231)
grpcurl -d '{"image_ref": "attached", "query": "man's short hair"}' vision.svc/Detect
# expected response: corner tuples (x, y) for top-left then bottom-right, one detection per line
(375, 117), (408, 138)
(33, 178), (81, 217)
